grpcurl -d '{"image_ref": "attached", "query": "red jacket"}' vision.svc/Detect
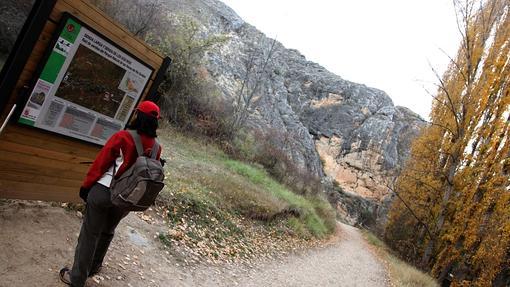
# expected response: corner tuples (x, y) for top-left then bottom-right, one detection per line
(82, 130), (162, 189)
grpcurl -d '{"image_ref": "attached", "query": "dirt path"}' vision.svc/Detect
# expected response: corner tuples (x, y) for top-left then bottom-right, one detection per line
(0, 200), (389, 287)
(189, 222), (390, 287)
(0, 200), (184, 287)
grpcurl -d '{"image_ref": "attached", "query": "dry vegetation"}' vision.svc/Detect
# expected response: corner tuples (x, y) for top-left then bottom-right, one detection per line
(363, 231), (438, 287)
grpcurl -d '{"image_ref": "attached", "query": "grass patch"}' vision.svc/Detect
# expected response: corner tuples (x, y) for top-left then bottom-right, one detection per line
(158, 233), (173, 246)
(224, 159), (335, 238)
(364, 231), (386, 248)
(362, 231), (438, 287)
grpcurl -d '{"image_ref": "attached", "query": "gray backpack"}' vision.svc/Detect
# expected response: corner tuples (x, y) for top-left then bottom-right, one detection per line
(110, 130), (165, 211)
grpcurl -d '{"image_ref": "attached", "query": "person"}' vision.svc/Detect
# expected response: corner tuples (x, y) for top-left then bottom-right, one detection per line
(59, 100), (163, 287)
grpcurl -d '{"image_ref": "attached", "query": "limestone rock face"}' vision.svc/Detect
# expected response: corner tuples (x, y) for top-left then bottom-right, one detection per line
(315, 106), (424, 200)
(163, 0), (425, 176)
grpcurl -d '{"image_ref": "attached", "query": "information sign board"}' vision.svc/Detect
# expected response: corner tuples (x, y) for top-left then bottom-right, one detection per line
(18, 15), (153, 144)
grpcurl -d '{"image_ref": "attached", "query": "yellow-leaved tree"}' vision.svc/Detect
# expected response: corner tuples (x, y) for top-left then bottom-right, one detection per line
(385, 0), (509, 285)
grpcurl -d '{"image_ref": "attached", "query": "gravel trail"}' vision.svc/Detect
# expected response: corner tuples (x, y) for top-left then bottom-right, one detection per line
(191, 222), (390, 287)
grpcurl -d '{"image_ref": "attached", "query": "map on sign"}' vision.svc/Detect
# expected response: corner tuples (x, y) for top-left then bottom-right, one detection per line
(18, 15), (153, 145)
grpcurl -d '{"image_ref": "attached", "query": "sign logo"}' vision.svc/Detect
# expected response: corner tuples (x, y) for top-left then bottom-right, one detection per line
(54, 37), (72, 57)
(66, 24), (75, 33)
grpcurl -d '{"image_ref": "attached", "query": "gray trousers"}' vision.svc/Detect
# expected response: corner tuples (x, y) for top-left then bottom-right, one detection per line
(70, 183), (129, 287)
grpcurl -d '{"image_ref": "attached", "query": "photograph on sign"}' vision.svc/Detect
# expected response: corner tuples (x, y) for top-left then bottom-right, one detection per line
(18, 15), (154, 145)
(55, 44), (126, 118)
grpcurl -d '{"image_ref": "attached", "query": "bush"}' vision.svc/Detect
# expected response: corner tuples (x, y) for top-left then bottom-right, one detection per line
(90, 0), (165, 38)
(140, 14), (232, 139)
(230, 128), (323, 197)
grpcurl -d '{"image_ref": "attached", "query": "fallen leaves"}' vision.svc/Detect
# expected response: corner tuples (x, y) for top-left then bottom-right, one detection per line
(136, 203), (324, 268)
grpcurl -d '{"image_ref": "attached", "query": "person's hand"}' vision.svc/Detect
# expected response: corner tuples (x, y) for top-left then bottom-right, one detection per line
(79, 186), (90, 202)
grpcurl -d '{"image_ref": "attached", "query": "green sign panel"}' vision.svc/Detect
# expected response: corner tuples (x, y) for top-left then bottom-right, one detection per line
(18, 15), (153, 145)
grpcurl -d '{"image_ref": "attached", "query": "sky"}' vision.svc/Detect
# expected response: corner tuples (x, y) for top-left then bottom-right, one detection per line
(220, 0), (462, 119)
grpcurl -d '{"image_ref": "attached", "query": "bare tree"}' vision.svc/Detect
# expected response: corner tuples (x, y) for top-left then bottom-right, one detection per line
(229, 37), (278, 132)
(89, 0), (164, 38)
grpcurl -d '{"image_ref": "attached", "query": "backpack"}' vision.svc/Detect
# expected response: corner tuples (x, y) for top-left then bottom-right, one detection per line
(110, 130), (165, 211)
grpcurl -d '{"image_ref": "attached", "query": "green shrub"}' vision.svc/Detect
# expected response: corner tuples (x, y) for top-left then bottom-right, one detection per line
(230, 130), (257, 160)
(309, 196), (337, 234)
(144, 14), (231, 138)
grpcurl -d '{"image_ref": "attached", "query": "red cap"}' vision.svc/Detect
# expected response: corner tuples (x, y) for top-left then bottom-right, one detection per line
(137, 100), (161, 119)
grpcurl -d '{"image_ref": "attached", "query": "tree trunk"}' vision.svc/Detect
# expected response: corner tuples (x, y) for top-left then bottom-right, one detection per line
(422, 149), (460, 266)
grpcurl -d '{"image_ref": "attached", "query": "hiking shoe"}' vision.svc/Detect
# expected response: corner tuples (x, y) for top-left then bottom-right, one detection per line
(59, 267), (72, 285)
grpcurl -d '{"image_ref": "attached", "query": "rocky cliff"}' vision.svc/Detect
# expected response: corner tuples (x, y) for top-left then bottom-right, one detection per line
(0, 0), (426, 226)
(162, 0), (425, 225)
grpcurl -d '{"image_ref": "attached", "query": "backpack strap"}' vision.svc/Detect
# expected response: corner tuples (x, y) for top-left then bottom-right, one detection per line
(150, 141), (160, 159)
(127, 130), (144, 156)
(128, 130), (159, 158)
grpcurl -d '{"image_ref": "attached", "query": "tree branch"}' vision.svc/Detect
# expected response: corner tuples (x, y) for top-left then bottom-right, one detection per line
(387, 183), (436, 241)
